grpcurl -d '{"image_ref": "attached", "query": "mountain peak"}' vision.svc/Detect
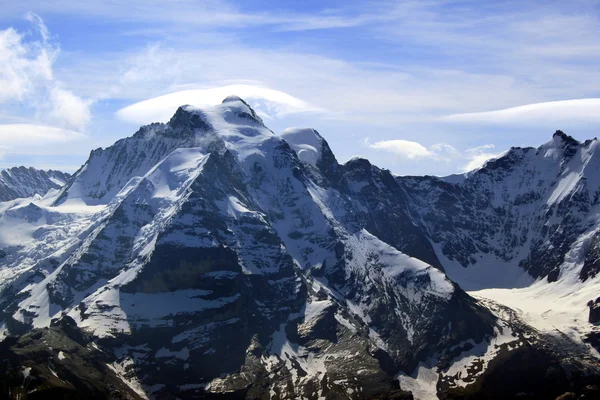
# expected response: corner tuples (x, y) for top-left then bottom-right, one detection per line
(552, 129), (579, 147)
(220, 95), (264, 127)
(167, 105), (213, 132)
(222, 95), (245, 104)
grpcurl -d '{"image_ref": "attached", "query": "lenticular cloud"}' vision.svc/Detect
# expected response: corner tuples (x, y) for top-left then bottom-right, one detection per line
(443, 98), (600, 125)
(116, 84), (323, 125)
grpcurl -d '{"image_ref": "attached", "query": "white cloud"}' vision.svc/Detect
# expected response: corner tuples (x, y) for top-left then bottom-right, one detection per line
(0, 124), (86, 155)
(0, 27), (55, 102)
(430, 143), (460, 154)
(429, 143), (461, 161)
(66, 40), (554, 129)
(461, 144), (503, 172)
(443, 99), (600, 125)
(116, 84), (323, 125)
(48, 86), (92, 130)
(466, 144), (496, 152)
(462, 152), (501, 172)
(5, 1), (600, 131)
(368, 139), (434, 159)
(2, 1), (599, 177)
(367, 138), (502, 172)
(367, 139), (463, 161)
(24, 11), (50, 42)
(0, 14), (91, 131)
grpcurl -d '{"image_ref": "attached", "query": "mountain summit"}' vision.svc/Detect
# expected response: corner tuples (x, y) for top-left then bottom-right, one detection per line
(0, 99), (599, 399)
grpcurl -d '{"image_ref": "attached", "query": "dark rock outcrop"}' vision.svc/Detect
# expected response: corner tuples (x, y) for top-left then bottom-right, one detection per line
(588, 298), (600, 324)
(0, 317), (142, 399)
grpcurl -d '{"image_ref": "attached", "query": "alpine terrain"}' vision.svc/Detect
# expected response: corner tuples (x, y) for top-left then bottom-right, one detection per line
(0, 167), (70, 203)
(0, 97), (599, 400)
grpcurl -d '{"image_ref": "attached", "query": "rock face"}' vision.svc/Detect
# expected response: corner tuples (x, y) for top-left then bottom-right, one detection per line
(0, 316), (143, 399)
(589, 298), (600, 324)
(0, 101), (598, 399)
(399, 131), (600, 289)
(0, 166), (70, 202)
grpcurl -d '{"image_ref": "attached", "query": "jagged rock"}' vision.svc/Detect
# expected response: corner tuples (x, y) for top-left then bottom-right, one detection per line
(0, 321), (142, 399)
(0, 166), (70, 202)
(582, 233), (600, 281)
(555, 392), (577, 400)
(588, 298), (600, 324)
(400, 132), (600, 287)
(581, 385), (600, 399)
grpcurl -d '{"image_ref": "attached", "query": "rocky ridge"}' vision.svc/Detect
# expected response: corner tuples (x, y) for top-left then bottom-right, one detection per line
(0, 101), (598, 399)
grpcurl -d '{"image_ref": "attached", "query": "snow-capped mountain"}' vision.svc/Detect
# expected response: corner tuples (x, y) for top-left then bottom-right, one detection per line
(400, 130), (600, 289)
(0, 166), (70, 202)
(0, 99), (598, 399)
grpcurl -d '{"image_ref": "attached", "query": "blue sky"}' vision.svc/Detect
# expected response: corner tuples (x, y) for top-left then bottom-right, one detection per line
(1, 0), (599, 175)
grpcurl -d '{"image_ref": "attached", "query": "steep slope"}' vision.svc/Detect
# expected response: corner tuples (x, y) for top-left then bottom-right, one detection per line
(397, 130), (600, 392)
(283, 128), (600, 399)
(0, 317), (143, 399)
(0, 167), (70, 202)
(281, 127), (443, 271)
(0, 98), (507, 399)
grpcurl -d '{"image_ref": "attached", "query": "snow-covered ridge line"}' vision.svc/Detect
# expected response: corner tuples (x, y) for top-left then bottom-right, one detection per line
(0, 99), (598, 399)
(0, 166), (71, 202)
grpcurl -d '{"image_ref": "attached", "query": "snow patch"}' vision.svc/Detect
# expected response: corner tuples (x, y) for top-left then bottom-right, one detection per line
(280, 128), (323, 166)
(155, 347), (190, 360)
(397, 362), (438, 400)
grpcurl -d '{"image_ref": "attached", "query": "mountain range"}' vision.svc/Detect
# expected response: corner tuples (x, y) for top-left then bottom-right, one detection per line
(0, 167), (70, 203)
(0, 97), (598, 400)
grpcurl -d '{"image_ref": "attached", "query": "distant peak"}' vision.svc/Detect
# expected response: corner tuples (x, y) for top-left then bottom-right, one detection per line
(539, 130), (581, 160)
(552, 130), (579, 146)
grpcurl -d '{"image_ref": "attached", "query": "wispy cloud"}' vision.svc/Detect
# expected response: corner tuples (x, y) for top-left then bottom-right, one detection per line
(73, 44), (544, 128)
(0, 25), (54, 102)
(47, 85), (92, 130)
(0, 15), (90, 163)
(0, 13), (91, 131)
(442, 99), (600, 125)
(7, 1), (600, 122)
(38, 0), (600, 131)
(3, 0), (381, 32)
(462, 145), (503, 172)
(0, 124), (86, 155)
(0, 13), (91, 130)
(372, 1), (600, 102)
